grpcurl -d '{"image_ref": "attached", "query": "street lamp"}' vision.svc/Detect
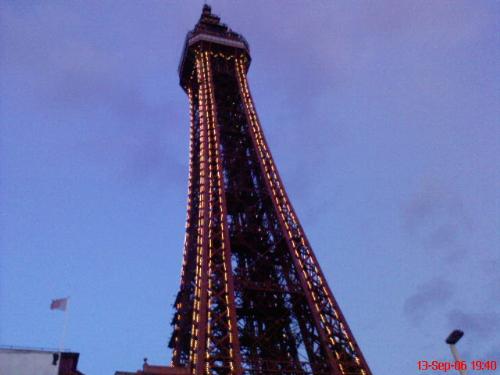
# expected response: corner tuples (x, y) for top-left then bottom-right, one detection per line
(446, 329), (467, 375)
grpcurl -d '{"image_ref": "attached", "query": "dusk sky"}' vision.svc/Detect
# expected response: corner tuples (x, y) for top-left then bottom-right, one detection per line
(1, 1), (499, 374)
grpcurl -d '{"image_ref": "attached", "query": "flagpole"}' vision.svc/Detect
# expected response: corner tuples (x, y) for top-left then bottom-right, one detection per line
(59, 297), (69, 354)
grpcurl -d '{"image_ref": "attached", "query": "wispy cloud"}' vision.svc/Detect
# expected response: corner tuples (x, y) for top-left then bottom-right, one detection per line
(402, 181), (472, 259)
(446, 309), (500, 359)
(1, 2), (188, 189)
(447, 310), (500, 340)
(404, 278), (454, 324)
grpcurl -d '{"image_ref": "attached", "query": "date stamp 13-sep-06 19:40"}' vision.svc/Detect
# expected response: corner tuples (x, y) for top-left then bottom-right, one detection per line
(417, 360), (497, 372)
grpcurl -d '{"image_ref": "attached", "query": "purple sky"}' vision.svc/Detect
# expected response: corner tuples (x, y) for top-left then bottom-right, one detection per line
(1, 1), (499, 374)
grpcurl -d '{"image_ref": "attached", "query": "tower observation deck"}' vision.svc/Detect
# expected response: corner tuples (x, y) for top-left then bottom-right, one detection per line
(169, 5), (373, 375)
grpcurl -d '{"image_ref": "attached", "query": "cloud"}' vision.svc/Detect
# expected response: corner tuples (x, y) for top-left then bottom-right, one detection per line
(1, 2), (188, 189)
(402, 181), (472, 258)
(446, 309), (500, 362)
(447, 310), (500, 340)
(404, 278), (454, 324)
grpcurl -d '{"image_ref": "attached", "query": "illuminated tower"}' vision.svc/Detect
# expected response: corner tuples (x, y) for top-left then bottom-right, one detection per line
(169, 6), (372, 375)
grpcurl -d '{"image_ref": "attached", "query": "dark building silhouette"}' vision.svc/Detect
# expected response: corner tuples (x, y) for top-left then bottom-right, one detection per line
(0, 346), (84, 375)
(167, 5), (372, 375)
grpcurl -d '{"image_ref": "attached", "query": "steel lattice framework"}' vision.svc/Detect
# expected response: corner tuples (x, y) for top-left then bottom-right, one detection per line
(168, 6), (373, 375)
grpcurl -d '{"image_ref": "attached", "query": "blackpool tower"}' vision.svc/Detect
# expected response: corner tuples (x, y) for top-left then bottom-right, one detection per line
(168, 6), (372, 375)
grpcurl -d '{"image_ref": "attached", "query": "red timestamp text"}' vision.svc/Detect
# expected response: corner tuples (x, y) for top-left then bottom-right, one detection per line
(418, 360), (497, 372)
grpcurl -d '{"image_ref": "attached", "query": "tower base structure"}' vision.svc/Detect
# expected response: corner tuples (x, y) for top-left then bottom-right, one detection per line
(138, 364), (189, 375)
(115, 363), (189, 375)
